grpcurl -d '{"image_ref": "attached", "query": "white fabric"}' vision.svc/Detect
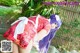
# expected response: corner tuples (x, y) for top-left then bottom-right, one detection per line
(13, 17), (28, 39)
(33, 14), (40, 51)
(48, 19), (50, 22)
(34, 14), (40, 40)
(35, 14), (40, 28)
(55, 15), (60, 21)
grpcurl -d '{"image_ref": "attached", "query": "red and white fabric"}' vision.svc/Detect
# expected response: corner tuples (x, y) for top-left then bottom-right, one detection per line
(3, 15), (51, 48)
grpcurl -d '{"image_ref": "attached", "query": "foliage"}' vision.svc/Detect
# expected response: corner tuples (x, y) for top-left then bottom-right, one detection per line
(0, 0), (24, 6)
(0, 0), (60, 34)
(0, 0), (60, 17)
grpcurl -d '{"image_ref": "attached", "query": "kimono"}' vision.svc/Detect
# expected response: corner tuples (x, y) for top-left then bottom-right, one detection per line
(3, 15), (51, 48)
(39, 14), (62, 53)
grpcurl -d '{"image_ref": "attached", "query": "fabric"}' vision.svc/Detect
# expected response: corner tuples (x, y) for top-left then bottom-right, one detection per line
(39, 14), (62, 53)
(29, 16), (51, 32)
(3, 15), (51, 48)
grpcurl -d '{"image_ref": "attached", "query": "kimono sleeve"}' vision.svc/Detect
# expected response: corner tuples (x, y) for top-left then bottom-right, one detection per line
(43, 18), (51, 32)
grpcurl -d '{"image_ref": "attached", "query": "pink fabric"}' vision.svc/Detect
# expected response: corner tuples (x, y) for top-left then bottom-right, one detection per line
(29, 16), (50, 32)
(3, 15), (51, 48)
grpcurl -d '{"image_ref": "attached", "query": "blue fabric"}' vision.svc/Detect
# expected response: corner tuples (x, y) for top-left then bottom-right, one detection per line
(39, 14), (62, 53)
